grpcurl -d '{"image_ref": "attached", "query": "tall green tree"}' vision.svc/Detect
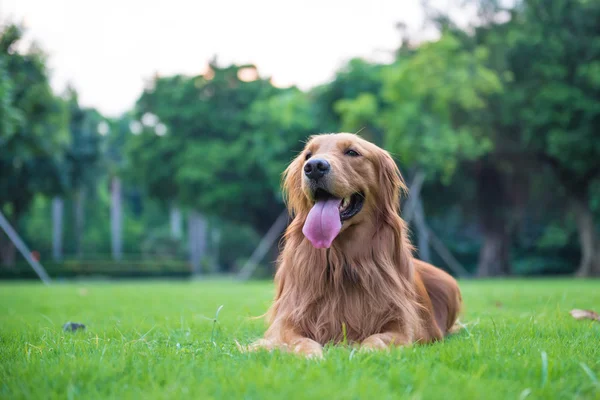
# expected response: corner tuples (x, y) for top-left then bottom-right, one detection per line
(127, 63), (310, 234)
(246, 87), (319, 195)
(49, 89), (106, 262)
(313, 58), (385, 145)
(0, 24), (68, 267)
(382, 34), (511, 276)
(502, 0), (600, 276)
(421, 0), (600, 276)
(381, 33), (500, 181)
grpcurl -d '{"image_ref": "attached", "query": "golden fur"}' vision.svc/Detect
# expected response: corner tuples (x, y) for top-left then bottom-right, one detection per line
(248, 133), (462, 357)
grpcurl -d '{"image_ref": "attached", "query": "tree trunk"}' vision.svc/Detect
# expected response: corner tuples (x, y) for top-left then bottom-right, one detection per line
(547, 164), (600, 277)
(0, 208), (18, 268)
(0, 230), (16, 268)
(477, 229), (510, 277)
(572, 196), (600, 277)
(170, 204), (182, 240)
(209, 227), (221, 274)
(74, 188), (86, 259)
(188, 211), (207, 275)
(52, 197), (64, 262)
(110, 177), (123, 261)
(476, 163), (512, 277)
(188, 212), (196, 273)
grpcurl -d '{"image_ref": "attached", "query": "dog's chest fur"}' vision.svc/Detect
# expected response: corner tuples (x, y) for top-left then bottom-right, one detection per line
(296, 261), (400, 344)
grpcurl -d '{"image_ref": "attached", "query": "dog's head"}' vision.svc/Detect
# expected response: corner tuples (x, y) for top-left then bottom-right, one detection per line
(283, 133), (405, 248)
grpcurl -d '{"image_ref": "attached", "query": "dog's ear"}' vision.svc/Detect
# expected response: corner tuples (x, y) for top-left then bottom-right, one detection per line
(376, 150), (406, 215)
(282, 152), (308, 217)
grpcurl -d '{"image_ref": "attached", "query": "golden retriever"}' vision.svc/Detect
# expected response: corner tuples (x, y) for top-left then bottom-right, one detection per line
(248, 133), (462, 358)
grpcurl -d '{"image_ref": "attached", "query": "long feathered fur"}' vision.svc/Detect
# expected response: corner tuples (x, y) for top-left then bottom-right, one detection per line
(251, 133), (462, 354)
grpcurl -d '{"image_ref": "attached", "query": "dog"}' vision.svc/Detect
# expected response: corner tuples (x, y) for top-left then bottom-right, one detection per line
(248, 133), (462, 358)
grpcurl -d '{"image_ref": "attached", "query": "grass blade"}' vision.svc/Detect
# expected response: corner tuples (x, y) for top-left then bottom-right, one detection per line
(211, 305), (224, 344)
(580, 362), (599, 387)
(540, 351), (548, 387)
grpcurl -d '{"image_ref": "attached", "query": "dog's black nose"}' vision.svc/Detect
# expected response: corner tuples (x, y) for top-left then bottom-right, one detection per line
(304, 158), (330, 181)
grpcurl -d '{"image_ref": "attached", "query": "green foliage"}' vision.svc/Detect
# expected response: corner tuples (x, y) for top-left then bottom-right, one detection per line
(506, 0), (600, 185)
(63, 88), (103, 191)
(0, 24), (69, 219)
(140, 230), (187, 260)
(381, 33), (501, 181)
(215, 220), (261, 272)
(4, 0), (600, 276)
(334, 92), (379, 133)
(536, 223), (573, 250)
(314, 58), (385, 144)
(1, 280), (599, 399)
(0, 57), (19, 143)
(247, 87), (317, 193)
(126, 64), (314, 233)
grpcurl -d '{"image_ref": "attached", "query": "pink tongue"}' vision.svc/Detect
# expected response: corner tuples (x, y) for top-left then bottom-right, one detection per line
(302, 197), (342, 248)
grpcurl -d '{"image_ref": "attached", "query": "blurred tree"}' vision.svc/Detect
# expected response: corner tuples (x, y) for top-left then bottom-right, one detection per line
(423, 0), (600, 276)
(313, 58), (385, 145)
(3, 0), (596, 279)
(105, 117), (132, 261)
(503, 0), (600, 276)
(381, 33), (511, 276)
(326, 41), (515, 275)
(0, 24), (68, 267)
(127, 63), (312, 235)
(63, 88), (103, 258)
(126, 63), (321, 273)
(381, 33), (500, 182)
(246, 87), (318, 195)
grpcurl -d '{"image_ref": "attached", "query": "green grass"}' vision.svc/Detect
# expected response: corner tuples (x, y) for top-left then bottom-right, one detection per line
(1, 279), (599, 399)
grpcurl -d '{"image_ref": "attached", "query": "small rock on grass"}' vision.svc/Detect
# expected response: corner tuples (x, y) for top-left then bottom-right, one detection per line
(63, 322), (86, 332)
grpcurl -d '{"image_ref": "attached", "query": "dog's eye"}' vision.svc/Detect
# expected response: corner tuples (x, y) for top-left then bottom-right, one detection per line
(305, 151), (312, 160)
(345, 149), (360, 157)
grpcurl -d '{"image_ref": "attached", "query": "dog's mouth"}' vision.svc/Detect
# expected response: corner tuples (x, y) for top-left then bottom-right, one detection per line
(302, 189), (365, 249)
(313, 189), (364, 221)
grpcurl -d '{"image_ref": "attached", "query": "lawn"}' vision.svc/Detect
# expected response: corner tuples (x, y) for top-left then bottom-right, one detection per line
(1, 279), (599, 399)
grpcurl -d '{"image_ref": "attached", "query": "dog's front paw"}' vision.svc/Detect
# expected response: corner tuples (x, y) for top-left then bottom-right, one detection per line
(361, 332), (409, 352)
(360, 335), (388, 352)
(237, 338), (283, 353)
(292, 338), (323, 359)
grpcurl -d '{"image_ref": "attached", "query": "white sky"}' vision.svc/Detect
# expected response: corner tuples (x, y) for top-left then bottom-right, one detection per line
(1, 0), (432, 116)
